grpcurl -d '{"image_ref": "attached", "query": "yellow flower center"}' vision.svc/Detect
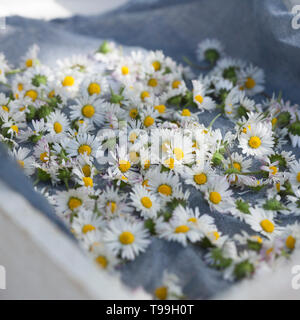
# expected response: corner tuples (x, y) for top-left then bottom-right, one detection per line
(155, 286), (167, 300)
(158, 184), (172, 196)
(88, 82), (101, 95)
(82, 105), (95, 118)
(162, 141), (171, 152)
(142, 179), (149, 187)
(18, 83), (23, 91)
(82, 177), (93, 187)
(2, 105), (9, 112)
(194, 173), (207, 185)
(25, 90), (38, 101)
(121, 66), (129, 75)
(144, 160), (150, 169)
(286, 235), (296, 250)
(173, 147), (184, 161)
(270, 166), (278, 175)
(297, 172), (300, 182)
(129, 108), (138, 119)
(95, 256), (108, 269)
(148, 78), (158, 87)
(141, 196), (152, 208)
(48, 90), (55, 98)
(212, 231), (220, 240)
(39, 152), (49, 163)
(129, 151), (139, 162)
(129, 132), (138, 143)
(82, 224), (96, 234)
(82, 164), (91, 177)
(175, 225), (190, 233)
(271, 118), (277, 126)
(276, 182), (281, 192)
(209, 191), (222, 204)
(251, 235), (263, 244)
(107, 201), (117, 213)
(141, 91), (150, 101)
(164, 158), (175, 169)
(62, 76), (75, 87)
(119, 231), (135, 245)
(195, 94), (204, 104)
(68, 197), (82, 210)
(233, 162), (241, 171)
(144, 116), (154, 127)
(188, 217), (197, 223)
(152, 61), (161, 71)
(260, 219), (274, 233)
(172, 80), (181, 89)
(78, 144), (92, 156)
(119, 160), (131, 173)
(154, 104), (166, 114)
(53, 122), (63, 134)
(18, 160), (25, 168)
(26, 59), (33, 68)
(248, 136), (261, 149)
(181, 109), (191, 116)
(245, 77), (256, 89)
(10, 125), (18, 133)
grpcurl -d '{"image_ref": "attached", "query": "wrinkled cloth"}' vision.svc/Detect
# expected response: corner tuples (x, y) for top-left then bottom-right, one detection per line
(0, 0), (300, 298)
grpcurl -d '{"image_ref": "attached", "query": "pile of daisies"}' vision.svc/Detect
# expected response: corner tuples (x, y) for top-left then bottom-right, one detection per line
(1, 38), (300, 299)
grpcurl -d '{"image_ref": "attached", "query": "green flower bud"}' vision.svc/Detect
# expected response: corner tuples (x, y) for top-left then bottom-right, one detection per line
(204, 49), (220, 64)
(234, 260), (254, 280)
(32, 74), (47, 87)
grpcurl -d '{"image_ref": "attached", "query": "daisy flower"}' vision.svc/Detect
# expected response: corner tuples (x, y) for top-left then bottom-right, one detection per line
(183, 163), (215, 191)
(104, 216), (150, 260)
(90, 243), (119, 272)
(46, 110), (70, 141)
(223, 152), (252, 185)
(66, 133), (100, 158)
(72, 166), (95, 188)
(237, 64), (265, 96)
(56, 54), (93, 73)
(156, 208), (201, 247)
(71, 209), (105, 238)
(281, 223), (300, 251)
(148, 169), (182, 200)
(33, 138), (52, 165)
(130, 185), (161, 219)
(20, 44), (40, 69)
(10, 147), (35, 176)
(288, 160), (300, 191)
(98, 186), (131, 217)
(80, 74), (108, 97)
(245, 207), (282, 238)
(69, 94), (104, 127)
(204, 177), (234, 213)
(212, 57), (246, 85)
(196, 38), (224, 64)
(239, 122), (274, 158)
(55, 69), (82, 99)
(192, 80), (216, 111)
(53, 187), (95, 217)
(154, 271), (183, 300)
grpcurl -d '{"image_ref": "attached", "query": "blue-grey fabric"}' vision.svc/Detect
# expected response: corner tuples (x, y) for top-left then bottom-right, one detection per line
(0, 0), (300, 298)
